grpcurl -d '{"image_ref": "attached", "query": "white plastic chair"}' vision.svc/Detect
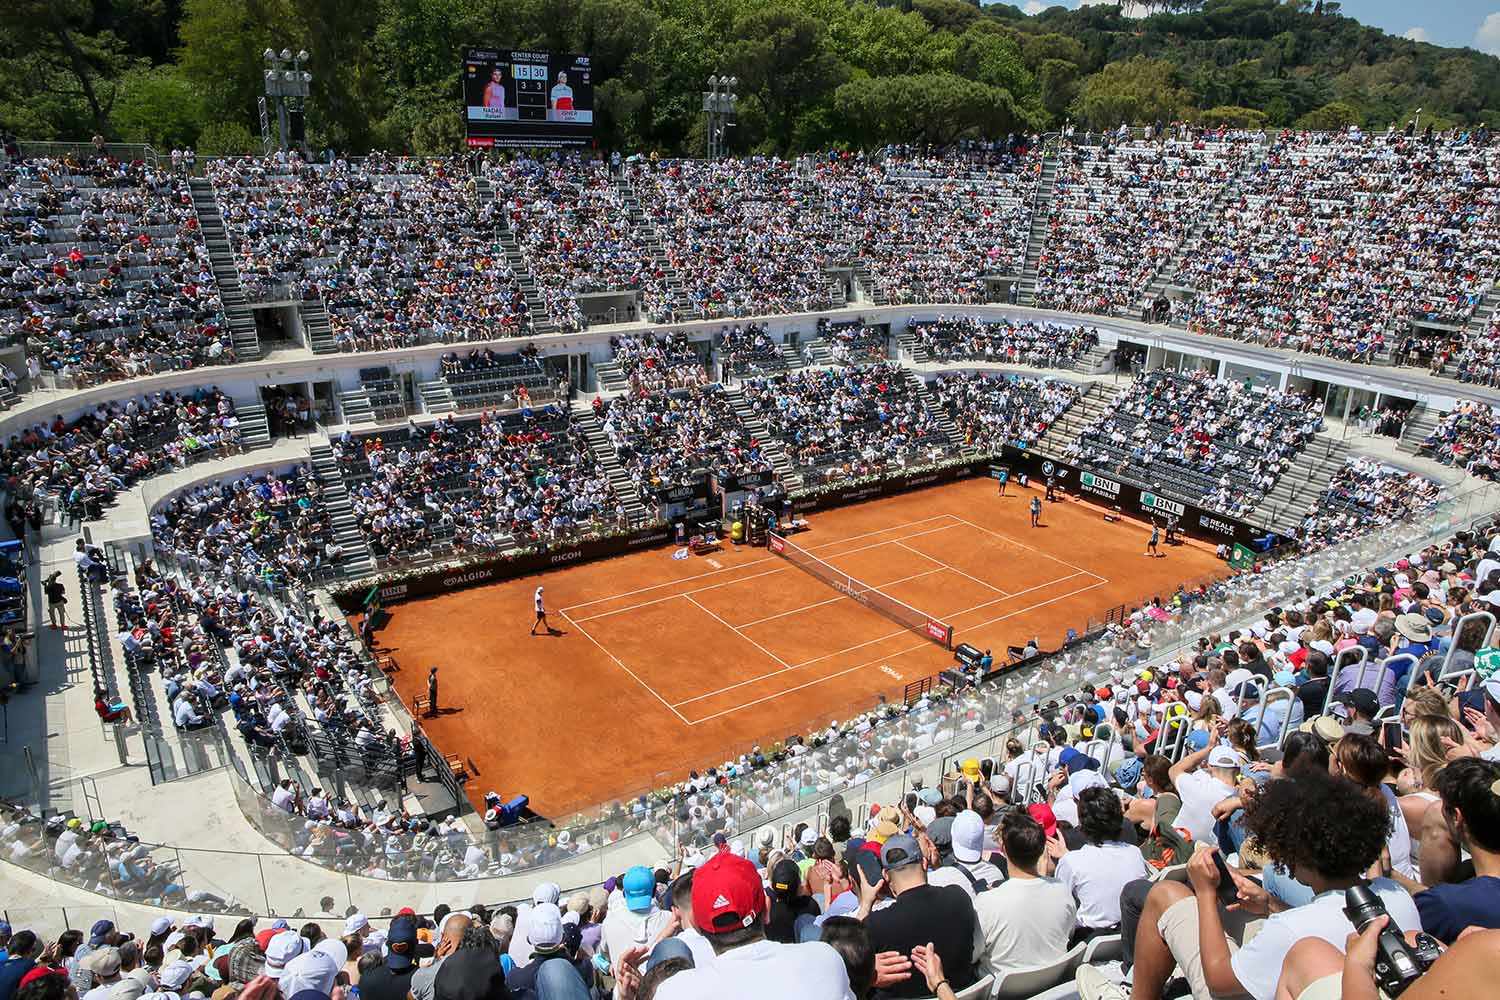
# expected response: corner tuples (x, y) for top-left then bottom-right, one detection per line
(991, 941), (1087, 999)
(954, 975), (995, 1000)
(1082, 933), (1124, 965)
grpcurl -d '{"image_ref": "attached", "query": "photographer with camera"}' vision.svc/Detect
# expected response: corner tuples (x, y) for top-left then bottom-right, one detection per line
(44, 571), (67, 630)
(1078, 767), (1423, 1000)
(1273, 913), (1500, 1000)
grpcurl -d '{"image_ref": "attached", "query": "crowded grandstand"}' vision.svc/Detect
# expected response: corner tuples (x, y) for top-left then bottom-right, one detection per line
(6, 6), (1500, 1000)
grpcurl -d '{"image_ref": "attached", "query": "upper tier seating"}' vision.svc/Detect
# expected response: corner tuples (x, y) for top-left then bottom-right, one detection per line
(0, 155), (232, 382)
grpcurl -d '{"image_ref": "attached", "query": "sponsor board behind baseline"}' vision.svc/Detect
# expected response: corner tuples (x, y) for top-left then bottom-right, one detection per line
(332, 523), (675, 611)
(1000, 447), (1269, 549)
(791, 462), (977, 513)
(338, 453), (1268, 613)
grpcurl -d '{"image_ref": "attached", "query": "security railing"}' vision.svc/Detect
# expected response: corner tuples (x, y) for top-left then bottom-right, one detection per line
(5, 481), (1491, 919)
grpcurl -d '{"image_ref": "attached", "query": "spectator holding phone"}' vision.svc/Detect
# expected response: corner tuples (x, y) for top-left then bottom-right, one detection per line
(1077, 769), (1422, 1000)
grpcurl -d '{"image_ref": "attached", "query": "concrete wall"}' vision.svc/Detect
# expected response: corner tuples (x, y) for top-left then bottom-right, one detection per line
(2, 303), (1486, 440)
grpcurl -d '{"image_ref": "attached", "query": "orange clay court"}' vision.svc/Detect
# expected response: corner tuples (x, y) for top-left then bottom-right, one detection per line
(369, 477), (1224, 815)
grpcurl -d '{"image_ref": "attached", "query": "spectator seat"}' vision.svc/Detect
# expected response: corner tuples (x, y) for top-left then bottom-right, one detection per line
(1081, 933), (1124, 964)
(991, 943), (1085, 999)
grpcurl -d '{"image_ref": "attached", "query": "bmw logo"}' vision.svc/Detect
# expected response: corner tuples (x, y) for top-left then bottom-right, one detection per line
(1042, 461), (1055, 476)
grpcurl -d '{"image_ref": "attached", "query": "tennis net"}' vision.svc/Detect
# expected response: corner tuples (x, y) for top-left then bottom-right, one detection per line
(767, 531), (954, 649)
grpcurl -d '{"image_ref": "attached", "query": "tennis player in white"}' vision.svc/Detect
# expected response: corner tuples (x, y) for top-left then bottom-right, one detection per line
(531, 585), (560, 635)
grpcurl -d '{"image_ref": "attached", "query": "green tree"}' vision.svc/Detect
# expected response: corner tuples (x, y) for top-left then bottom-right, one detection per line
(0, 0), (138, 136)
(1197, 105), (1268, 128)
(1295, 100), (1360, 130)
(1071, 56), (1189, 128)
(1037, 58), (1081, 122)
(177, 0), (296, 139)
(727, 4), (849, 152)
(835, 73), (1018, 147)
(911, 0), (979, 34)
(294, 0), (388, 152)
(953, 26), (1034, 97)
(195, 119), (260, 155)
(829, 5), (934, 77)
(112, 66), (206, 148)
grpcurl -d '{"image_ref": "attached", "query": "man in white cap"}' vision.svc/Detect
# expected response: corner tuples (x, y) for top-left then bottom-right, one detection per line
(263, 932), (309, 984)
(505, 904), (572, 996)
(530, 586), (559, 636)
(1170, 743), (1245, 848)
(279, 940), (348, 999)
(156, 960), (194, 995)
(79, 948), (122, 1000)
(342, 914), (370, 942)
(509, 882), (562, 965)
(948, 810), (1004, 890)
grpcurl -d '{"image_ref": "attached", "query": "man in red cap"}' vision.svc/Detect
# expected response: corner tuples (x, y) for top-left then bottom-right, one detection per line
(647, 850), (854, 1000)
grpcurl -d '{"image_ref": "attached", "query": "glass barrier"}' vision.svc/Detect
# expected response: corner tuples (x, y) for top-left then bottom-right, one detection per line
(4, 482), (1493, 917)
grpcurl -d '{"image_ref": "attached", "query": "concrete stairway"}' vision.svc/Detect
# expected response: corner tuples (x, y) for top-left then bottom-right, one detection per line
(1031, 381), (1122, 457)
(778, 343), (808, 370)
(725, 388), (803, 489)
(616, 178), (696, 321)
(853, 260), (888, 306)
(1248, 436), (1354, 535)
(188, 176), (261, 360)
(1071, 343), (1114, 374)
(594, 361), (629, 394)
(1469, 285), (1500, 334)
(337, 387), (375, 425)
(1015, 148), (1060, 306)
(234, 397), (272, 448)
(1398, 403), (1442, 455)
(572, 405), (653, 523)
(494, 228), (557, 336)
(905, 371), (970, 455)
(1432, 287), (1500, 377)
(801, 339), (835, 367)
(897, 327), (930, 364)
(299, 299), (337, 354)
(308, 441), (375, 576)
(418, 380), (455, 416)
(1134, 145), (1266, 320)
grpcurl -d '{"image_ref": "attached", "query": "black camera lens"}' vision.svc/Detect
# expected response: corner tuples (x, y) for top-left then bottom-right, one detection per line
(1344, 883), (1385, 931)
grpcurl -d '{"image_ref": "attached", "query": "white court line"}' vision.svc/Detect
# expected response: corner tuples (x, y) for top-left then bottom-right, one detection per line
(936, 571), (1084, 622)
(559, 513), (962, 613)
(683, 576), (1111, 725)
(895, 540), (1010, 597)
(949, 514), (1106, 581)
(735, 567), (947, 630)
(569, 518), (966, 622)
(557, 609), (691, 725)
(673, 570), (1084, 709)
(782, 570), (1088, 673)
(682, 594), (792, 669)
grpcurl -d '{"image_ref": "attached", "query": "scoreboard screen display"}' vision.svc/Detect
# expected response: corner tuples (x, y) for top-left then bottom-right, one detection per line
(463, 49), (594, 148)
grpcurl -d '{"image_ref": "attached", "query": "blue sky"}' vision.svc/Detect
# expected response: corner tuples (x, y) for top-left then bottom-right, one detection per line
(1009, 2), (1500, 55)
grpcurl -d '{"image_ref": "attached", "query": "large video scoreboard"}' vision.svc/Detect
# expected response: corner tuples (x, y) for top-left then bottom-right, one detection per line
(463, 49), (594, 148)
